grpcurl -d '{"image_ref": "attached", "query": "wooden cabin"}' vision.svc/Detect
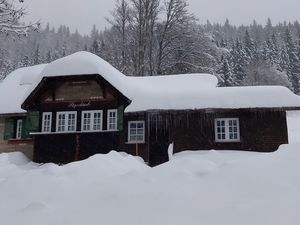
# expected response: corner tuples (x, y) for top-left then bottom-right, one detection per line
(0, 65), (46, 159)
(2, 51), (300, 166)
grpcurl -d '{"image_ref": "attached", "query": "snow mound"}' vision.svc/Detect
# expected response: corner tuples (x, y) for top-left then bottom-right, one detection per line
(0, 152), (30, 166)
(1, 146), (300, 225)
(63, 151), (148, 178)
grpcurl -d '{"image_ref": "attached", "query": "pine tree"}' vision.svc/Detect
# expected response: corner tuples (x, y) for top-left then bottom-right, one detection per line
(218, 56), (234, 86)
(244, 30), (255, 60)
(46, 51), (52, 63)
(90, 40), (100, 55)
(231, 39), (248, 85)
(20, 55), (32, 67)
(33, 44), (41, 65)
(285, 28), (300, 93)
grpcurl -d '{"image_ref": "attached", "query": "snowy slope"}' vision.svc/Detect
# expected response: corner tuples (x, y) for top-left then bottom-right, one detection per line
(286, 110), (300, 143)
(0, 64), (46, 114)
(0, 145), (300, 225)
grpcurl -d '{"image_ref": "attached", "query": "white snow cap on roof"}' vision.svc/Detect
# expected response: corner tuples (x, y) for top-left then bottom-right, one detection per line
(0, 64), (46, 114)
(2, 51), (300, 115)
(41, 51), (218, 97)
(127, 85), (300, 112)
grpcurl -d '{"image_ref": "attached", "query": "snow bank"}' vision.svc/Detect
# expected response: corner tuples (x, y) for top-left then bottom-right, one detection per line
(0, 64), (46, 114)
(0, 152), (30, 166)
(287, 110), (300, 143)
(1, 146), (300, 225)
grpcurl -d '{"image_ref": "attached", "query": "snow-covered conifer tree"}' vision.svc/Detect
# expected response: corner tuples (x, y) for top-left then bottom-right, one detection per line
(285, 28), (300, 93)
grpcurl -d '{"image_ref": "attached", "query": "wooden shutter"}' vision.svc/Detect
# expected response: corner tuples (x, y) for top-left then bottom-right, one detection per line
(23, 111), (40, 138)
(117, 105), (124, 131)
(4, 118), (14, 140)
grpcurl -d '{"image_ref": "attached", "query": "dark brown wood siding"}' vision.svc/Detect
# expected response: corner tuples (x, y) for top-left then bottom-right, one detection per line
(146, 109), (288, 165)
(34, 132), (120, 164)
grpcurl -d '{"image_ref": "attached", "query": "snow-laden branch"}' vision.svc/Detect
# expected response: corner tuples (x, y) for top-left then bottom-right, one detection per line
(0, 0), (39, 36)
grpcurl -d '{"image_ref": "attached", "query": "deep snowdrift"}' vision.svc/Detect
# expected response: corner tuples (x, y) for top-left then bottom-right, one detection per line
(0, 146), (300, 225)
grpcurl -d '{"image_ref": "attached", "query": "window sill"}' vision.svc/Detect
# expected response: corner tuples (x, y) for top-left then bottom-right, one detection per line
(30, 130), (120, 135)
(8, 139), (33, 145)
(215, 140), (241, 143)
(125, 141), (145, 145)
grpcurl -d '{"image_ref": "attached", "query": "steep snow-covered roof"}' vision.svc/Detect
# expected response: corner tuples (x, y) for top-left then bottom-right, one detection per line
(0, 64), (46, 114)
(2, 51), (300, 115)
(40, 51), (218, 98)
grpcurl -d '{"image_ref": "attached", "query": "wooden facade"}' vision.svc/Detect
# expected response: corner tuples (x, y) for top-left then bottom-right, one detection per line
(21, 73), (291, 166)
(147, 109), (288, 165)
(0, 115), (34, 159)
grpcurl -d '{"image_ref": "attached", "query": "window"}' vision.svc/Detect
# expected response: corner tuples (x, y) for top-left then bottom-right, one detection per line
(107, 109), (118, 131)
(16, 119), (23, 139)
(56, 111), (77, 132)
(215, 118), (240, 142)
(81, 110), (103, 132)
(42, 112), (52, 132)
(128, 121), (145, 143)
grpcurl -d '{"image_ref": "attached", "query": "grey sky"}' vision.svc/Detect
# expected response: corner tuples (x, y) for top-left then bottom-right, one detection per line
(22, 0), (300, 35)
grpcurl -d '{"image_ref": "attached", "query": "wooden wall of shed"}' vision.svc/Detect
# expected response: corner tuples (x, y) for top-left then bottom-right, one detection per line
(149, 110), (288, 156)
(0, 117), (33, 159)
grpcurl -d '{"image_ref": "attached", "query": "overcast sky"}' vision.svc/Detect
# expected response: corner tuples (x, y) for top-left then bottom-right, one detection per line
(22, 0), (300, 35)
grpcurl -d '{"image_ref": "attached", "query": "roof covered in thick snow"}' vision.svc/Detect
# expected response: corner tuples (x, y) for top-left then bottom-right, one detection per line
(127, 85), (300, 112)
(2, 51), (300, 115)
(40, 51), (218, 98)
(0, 65), (46, 115)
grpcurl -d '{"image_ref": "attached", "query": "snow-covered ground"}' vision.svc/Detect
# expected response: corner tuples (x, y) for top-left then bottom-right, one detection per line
(0, 145), (300, 225)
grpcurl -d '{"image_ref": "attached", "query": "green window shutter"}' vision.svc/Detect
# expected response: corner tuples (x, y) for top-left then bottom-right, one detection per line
(4, 118), (14, 140)
(22, 118), (30, 139)
(117, 105), (124, 131)
(23, 111), (40, 138)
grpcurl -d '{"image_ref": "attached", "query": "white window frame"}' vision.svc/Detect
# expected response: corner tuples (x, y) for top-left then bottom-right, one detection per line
(215, 118), (240, 142)
(16, 119), (23, 139)
(128, 121), (145, 144)
(56, 111), (77, 133)
(42, 112), (52, 133)
(107, 109), (118, 131)
(81, 110), (103, 132)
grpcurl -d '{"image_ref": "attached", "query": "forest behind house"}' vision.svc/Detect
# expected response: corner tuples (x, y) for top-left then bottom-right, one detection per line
(1, 0), (300, 93)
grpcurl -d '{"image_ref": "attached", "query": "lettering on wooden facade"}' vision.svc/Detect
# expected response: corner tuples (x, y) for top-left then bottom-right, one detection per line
(68, 101), (91, 109)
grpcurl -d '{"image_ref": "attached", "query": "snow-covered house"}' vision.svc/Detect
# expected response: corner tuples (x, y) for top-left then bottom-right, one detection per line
(2, 51), (300, 165)
(0, 65), (46, 159)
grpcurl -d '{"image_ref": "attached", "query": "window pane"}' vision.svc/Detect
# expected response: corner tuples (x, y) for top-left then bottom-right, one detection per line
(129, 122), (144, 142)
(130, 123), (137, 129)
(83, 113), (91, 131)
(68, 113), (76, 131)
(93, 112), (102, 130)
